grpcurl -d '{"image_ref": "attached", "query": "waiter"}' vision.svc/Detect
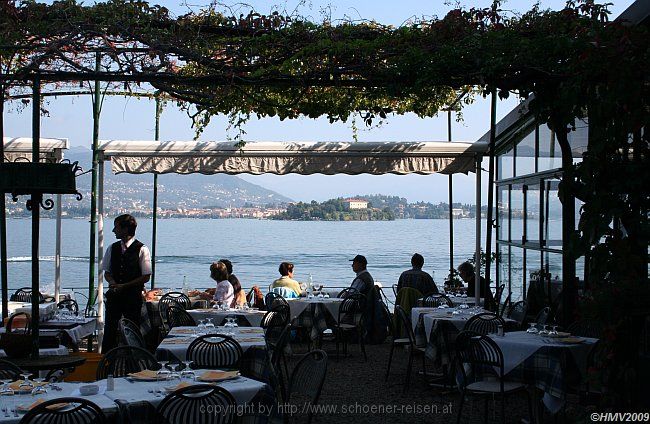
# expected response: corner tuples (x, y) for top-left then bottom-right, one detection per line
(101, 214), (151, 352)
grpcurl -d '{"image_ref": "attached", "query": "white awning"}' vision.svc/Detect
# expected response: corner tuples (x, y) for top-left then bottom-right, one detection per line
(2, 137), (69, 163)
(99, 140), (487, 175)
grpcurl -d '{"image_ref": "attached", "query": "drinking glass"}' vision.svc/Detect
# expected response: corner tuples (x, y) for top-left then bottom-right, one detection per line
(538, 325), (549, 336)
(231, 317), (239, 328)
(197, 319), (206, 335)
(526, 322), (539, 334)
(18, 373), (33, 392)
(550, 325), (559, 336)
(0, 379), (13, 396)
(156, 361), (170, 381)
(181, 361), (195, 380)
(205, 318), (215, 332)
(31, 378), (47, 395)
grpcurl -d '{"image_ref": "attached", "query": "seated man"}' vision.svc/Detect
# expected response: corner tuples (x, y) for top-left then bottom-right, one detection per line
(458, 261), (495, 308)
(271, 262), (302, 298)
(397, 253), (438, 295)
(349, 254), (374, 296)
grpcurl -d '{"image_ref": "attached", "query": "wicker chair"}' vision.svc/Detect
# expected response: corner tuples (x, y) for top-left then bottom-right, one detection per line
(498, 293), (511, 318)
(463, 312), (505, 335)
(157, 384), (237, 424)
(287, 350), (328, 424)
(19, 397), (107, 424)
(264, 292), (289, 311)
(494, 283), (506, 307)
(337, 287), (360, 298)
(261, 310), (290, 347)
(186, 334), (243, 370)
(9, 287), (44, 303)
(268, 323), (292, 400)
(333, 293), (367, 361)
(118, 317), (147, 349)
(57, 298), (80, 315)
(455, 331), (532, 424)
(0, 359), (23, 381)
(391, 305), (427, 393)
(96, 345), (158, 380)
(167, 305), (197, 329)
(421, 293), (453, 308)
(506, 300), (527, 329)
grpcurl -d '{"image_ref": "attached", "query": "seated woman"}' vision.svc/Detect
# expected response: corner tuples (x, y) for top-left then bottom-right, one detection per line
(271, 262), (302, 298)
(220, 258), (247, 308)
(210, 261), (234, 307)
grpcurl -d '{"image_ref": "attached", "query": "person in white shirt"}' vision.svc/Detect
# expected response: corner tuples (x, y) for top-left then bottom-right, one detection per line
(101, 214), (151, 353)
(211, 261), (234, 307)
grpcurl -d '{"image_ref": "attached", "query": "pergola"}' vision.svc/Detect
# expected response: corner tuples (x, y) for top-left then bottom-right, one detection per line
(93, 139), (488, 343)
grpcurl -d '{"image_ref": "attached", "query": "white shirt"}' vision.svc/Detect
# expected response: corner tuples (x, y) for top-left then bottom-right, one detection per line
(214, 280), (234, 305)
(101, 237), (152, 276)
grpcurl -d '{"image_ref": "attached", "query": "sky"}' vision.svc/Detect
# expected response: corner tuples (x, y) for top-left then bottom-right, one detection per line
(2, 0), (635, 203)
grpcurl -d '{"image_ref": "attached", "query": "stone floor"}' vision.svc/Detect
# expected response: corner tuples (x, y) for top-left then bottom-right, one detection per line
(282, 338), (590, 424)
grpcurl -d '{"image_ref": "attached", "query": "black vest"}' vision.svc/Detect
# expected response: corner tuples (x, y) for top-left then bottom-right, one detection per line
(109, 239), (144, 301)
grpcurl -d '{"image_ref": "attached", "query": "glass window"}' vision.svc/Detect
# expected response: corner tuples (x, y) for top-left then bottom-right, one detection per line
(515, 129), (536, 177)
(510, 246), (525, 301)
(497, 185), (509, 242)
(511, 184), (524, 245)
(568, 119), (588, 164)
(498, 145), (514, 180)
(525, 184), (540, 246)
(538, 124), (561, 172)
(542, 180), (562, 248)
(497, 243), (511, 298)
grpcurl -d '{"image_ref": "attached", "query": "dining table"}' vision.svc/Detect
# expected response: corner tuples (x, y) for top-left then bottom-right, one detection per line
(287, 296), (344, 342)
(187, 308), (267, 327)
(0, 371), (268, 423)
(155, 326), (266, 361)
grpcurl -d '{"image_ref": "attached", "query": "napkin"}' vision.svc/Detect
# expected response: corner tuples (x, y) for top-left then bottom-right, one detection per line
(161, 337), (193, 344)
(8, 381), (47, 392)
(17, 399), (69, 412)
(163, 381), (193, 392)
(127, 370), (160, 380)
(197, 370), (239, 382)
(237, 337), (264, 343)
(238, 328), (264, 334)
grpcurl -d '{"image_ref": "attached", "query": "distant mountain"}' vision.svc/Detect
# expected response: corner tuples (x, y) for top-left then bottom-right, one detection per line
(5, 146), (293, 216)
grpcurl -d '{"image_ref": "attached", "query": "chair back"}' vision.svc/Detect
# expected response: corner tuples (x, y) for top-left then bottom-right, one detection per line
(337, 287), (360, 298)
(535, 306), (552, 325)
(394, 287), (423, 315)
(288, 350), (328, 408)
(421, 293), (453, 308)
(10, 287), (44, 303)
(393, 305), (416, 346)
(167, 305), (197, 329)
(19, 397), (107, 424)
(57, 298), (80, 316)
(455, 331), (505, 386)
(463, 312), (505, 335)
(97, 345), (158, 380)
(246, 288), (255, 306)
(506, 300), (526, 324)
(187, 334), (243, 370)
(160, 292), (192, 310)
(265, 292), (289, 311)
(118, 317), (147, 349)
(157, 384), (237, 424)
(498, 293), (512, 318)
(338, 293), (365, 327)
(0, 359), (22, 381)
(494, 284), (506, 306)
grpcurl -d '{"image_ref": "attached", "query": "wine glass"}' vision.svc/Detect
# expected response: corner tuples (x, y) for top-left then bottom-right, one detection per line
(205, 318), (215, 332)
(181, 360), (195, 380)
(31, 378), (47, 395)
(18, 373), (33, 392)
(527, 322), (539, 334)
(550, 325), (559, 337)
(197, 319), (206, 335)
(156, 361), (170, 381)
(538, 325), (549, 336)
(231, 317), (239, 329)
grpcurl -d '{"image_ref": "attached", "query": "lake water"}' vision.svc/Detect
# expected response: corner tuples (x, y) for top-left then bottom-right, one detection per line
(3, 218), (491, 301)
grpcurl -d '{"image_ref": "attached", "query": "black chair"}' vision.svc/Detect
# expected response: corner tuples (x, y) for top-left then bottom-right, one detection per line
(261, 310), (290, 347)
(96, 345), (158, 379)
(246, 288), (255, 306)
(167, 305), (197, 329)
(160, 292), (192, 310)
(333, 293), (367, 361)
(455, 331), (532, 424)
(421, 293), (453, 308)
(391, 284), (399, 299)
(0, 359), (23, 381)
(19, 397), (107, 424)
(567, 320), (602, 339)
(287, 350), (328, 424)
(268, 323), (292, 400)
(494, 283), (506, 306)
(498, 293), (511, 318)
(157, 384), (237, 424)
(118, 317), (147, 349)
(10, 287), (44, 303)
(535, 306), (552, 326)
(264, 292), (289, 311)
(506, 300), (527, 329)
(57, 298), (80, 315)
(337, 287), (360, 298)
(384, 303), (411, 381)
(186, 334), (243, 370)
(463, 312), (505, 335)
(391, 305), (427, 393)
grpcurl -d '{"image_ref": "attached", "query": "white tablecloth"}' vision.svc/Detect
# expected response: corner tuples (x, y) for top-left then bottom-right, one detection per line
(42, 318), (98, 346)
(0, 345), (68, 358)
(187, 309), (267, 327)
(286, 298), (343, 320)
(411, 307), (487, 335)
(156, 326), (266, 361)
(1, 302), (57, 322)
